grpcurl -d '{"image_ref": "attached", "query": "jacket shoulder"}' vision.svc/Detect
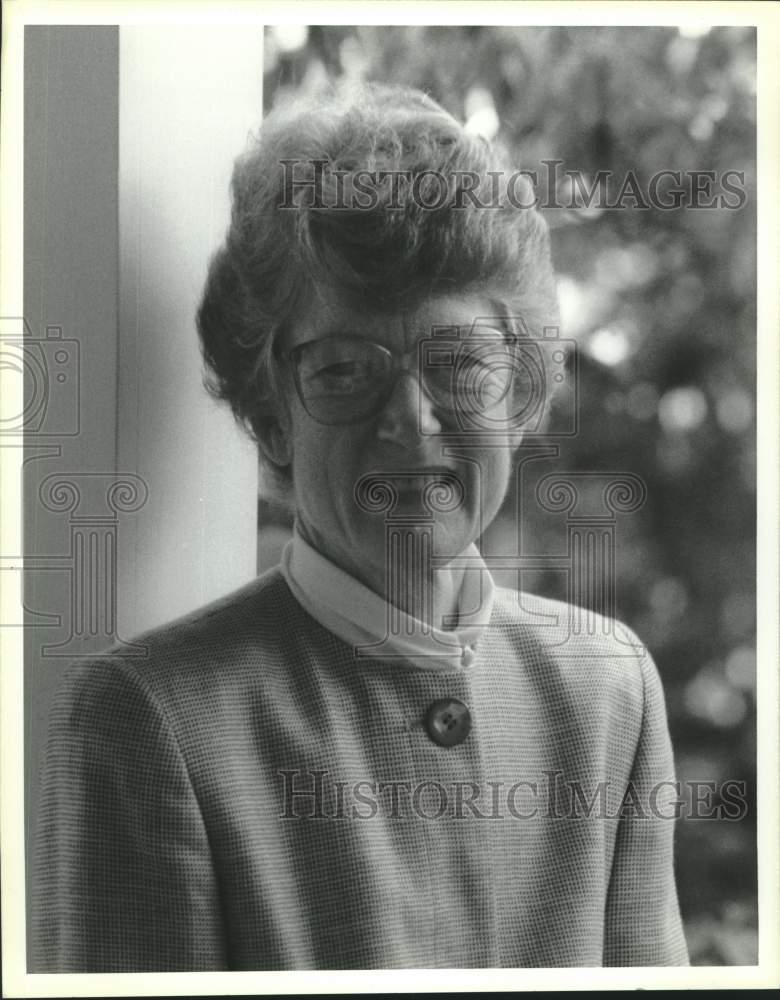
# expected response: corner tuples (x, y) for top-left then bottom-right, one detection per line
(133, 565), (290, 643)
(490, 585), (658, 709)
(71, 567), (299, 690)
(493, 586), (648, 654)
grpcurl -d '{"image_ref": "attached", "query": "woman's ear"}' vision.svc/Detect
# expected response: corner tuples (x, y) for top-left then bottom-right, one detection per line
(257, 417), (293, 468)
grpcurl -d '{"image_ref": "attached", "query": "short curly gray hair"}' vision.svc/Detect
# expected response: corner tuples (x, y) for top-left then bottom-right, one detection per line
(197, 83), (558, 498)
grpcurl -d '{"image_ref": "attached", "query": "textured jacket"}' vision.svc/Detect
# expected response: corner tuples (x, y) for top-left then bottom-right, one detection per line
(31, 569), (689, 971)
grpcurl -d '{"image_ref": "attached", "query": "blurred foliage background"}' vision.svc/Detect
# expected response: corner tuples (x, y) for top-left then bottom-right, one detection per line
(257, 24), (757, 965)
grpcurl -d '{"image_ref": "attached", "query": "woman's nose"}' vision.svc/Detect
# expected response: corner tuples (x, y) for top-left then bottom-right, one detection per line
(375, 371), (442, 442)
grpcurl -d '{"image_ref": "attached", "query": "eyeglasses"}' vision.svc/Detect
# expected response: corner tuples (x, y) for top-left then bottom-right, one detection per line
(284, 330), (521, 427)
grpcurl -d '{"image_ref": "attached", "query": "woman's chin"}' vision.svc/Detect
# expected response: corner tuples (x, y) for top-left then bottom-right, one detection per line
(350, 512), (475, 567)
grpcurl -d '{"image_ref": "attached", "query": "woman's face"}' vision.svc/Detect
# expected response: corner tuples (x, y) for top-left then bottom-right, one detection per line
(270, 287), (521, 595)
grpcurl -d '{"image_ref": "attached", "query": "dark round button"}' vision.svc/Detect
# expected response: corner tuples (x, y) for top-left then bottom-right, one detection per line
(425, 698), (472, 747)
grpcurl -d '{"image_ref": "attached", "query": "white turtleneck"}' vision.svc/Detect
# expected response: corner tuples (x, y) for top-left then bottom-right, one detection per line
(280, 526), (495, 672)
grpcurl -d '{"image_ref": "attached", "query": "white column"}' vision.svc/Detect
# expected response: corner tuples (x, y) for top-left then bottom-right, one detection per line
(117, 27), (262, 634)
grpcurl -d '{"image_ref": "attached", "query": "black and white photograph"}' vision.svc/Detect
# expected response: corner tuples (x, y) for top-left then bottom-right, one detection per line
(1, 0), (778, 994)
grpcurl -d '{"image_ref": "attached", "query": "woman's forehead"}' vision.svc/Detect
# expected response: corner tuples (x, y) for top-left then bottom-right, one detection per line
(286, 288), (507, 349)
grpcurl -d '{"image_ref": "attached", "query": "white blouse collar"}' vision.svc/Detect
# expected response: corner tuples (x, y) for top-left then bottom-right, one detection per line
(280, 525), (495, 672)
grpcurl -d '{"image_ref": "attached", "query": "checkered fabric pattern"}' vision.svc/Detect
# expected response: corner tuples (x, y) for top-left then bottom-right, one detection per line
(31, 569), (689, 971)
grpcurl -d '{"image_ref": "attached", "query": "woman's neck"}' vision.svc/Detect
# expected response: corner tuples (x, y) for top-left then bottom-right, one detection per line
(296, 519), (464, 630)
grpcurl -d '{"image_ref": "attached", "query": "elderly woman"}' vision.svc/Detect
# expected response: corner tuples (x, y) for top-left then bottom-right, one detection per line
(32, 84), (688, 971)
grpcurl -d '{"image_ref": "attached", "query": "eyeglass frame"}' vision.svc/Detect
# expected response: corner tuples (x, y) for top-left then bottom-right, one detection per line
(278, 327), (521, 427)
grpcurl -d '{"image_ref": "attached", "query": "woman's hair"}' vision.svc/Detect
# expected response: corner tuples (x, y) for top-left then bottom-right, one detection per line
(197, 82), (559, 497)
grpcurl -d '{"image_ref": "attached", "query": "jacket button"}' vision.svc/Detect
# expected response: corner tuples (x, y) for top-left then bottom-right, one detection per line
(425, 698), (472, 747)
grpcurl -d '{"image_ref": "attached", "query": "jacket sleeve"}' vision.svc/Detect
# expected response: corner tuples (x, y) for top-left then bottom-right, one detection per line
(602, 630), (690, 966)
(31, 656), (227, 972)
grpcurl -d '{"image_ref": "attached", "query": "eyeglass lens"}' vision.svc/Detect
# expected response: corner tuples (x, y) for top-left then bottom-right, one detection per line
(292, 333), (527, 426)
